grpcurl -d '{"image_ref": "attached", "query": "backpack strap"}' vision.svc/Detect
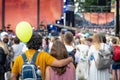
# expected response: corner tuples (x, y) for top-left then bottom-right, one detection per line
(21, 54), (27, 63)
(31, 51), (39, 63)
(22, 51), (39, 63)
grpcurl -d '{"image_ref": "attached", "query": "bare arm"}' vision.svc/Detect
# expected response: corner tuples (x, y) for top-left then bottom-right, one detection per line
(45, 66), (50, 80)
(50, 57), (73, 67)
(10, 73), (17, 80)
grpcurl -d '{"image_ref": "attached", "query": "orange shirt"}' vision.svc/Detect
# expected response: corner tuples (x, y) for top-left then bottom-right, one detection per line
(11, 49), (55, 80)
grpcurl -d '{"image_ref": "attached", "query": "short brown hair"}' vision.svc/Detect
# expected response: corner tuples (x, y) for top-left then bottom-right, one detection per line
(64, 31), (74, 45)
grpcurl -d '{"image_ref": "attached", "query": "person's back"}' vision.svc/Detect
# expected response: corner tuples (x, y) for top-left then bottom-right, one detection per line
(75, 39), (89, 80)
(75, 43), (89, 63)
(87, 33), (110, 80)
(12, 50), (53, 76)
(45, 40), (75, 80)
(49, 63), (75, 80)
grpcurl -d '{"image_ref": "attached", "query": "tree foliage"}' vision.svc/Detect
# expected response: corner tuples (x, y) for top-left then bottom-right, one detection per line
(83, 0), (98, 6)
(75, 0), (112, 12)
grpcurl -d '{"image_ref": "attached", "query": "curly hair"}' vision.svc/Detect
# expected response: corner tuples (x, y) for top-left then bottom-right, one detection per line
(50, 40), (69, 75)
(13, 37), (20, 44)
(27, 32), (42, 50)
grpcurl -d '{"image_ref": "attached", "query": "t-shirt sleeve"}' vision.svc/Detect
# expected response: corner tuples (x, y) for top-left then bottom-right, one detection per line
(11, 55), (22, 74)
(45, 52), (56, 66)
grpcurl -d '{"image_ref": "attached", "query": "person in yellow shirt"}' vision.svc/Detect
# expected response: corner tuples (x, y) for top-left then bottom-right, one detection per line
(10, 32), (73, 80)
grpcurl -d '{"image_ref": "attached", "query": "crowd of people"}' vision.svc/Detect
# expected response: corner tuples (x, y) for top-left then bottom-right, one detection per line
(0, 27), (120, 80)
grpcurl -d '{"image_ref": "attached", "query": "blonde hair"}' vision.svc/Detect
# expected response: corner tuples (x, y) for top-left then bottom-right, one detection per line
(80, 38), (85, 44)
(92, 33), (102, 50)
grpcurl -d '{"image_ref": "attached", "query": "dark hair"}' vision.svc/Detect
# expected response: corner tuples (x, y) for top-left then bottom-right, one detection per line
(101, 36), (106, 43)
(27, 32), (42, 50)
(45, 37), (49, 46)
(3, 37), (9, 44)
(86, 37), (93, 42)
(13, 37), (20, 44)
(50, 40), (69, 75)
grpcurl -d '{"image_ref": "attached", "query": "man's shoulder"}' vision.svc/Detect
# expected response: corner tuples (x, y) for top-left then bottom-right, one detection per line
(37, 51), (52, 58)
(38, 51), (49, 55)
(14, 54), (23, 62)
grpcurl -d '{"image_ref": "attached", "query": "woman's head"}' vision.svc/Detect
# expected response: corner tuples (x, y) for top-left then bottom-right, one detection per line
(27, 32), (42, 50)
(93, 33), (102, 44)
(50, 40), (68, 60)
(80, 38), (85, 44)
(92, 33), (102, 50)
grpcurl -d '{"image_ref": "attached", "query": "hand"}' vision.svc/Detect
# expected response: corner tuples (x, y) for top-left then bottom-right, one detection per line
(69, 57), (73, 62)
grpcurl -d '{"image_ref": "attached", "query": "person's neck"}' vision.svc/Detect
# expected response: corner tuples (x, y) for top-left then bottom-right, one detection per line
(65, 43), (72, 46)
(28, 49), (36, 51)
(113, 44), (118, 46)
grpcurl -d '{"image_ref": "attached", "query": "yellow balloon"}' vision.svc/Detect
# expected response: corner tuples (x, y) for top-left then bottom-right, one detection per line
(16, 21), (33, 43)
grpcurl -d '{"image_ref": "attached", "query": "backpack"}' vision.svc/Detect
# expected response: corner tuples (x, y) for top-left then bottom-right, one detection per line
(21, 51), (42, 80)
(68, 49), (76, 67)
(68, 49), (76, 61)
(94, 44), (112, 70)
(112, 46), (120, 62)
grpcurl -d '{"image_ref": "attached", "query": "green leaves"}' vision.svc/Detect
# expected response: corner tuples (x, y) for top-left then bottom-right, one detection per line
(74, 0), (112, 12)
